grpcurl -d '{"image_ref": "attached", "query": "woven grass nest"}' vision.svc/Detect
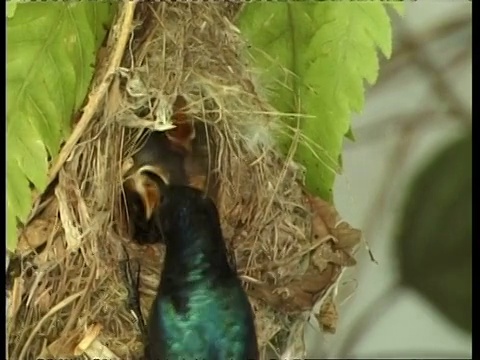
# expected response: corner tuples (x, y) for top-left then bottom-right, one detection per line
(7, 3), (362, 359)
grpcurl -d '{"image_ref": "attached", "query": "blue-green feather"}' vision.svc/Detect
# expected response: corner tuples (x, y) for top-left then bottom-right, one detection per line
(145, 185), (258, 360)
(153, 281), (255, 359)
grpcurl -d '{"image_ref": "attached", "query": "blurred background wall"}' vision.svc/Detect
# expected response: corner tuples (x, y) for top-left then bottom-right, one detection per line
(307, 2), (472, 358)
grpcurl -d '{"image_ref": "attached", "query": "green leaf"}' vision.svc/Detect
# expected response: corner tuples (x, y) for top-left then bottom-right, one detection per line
(396, 132), (472, 334)
(6, 2), (115, 251)
(6, 150), (31, 246)
(7, 1), (19, 19)
(345, 126), (355, 142)
(237, 3), (395, 201)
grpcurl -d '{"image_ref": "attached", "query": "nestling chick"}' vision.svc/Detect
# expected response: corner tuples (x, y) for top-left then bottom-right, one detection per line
(145, 181), (258, 360)
(122, 95), (209, 244)
(122, 130), (189, 243)
(165, 95), (196, 154)
(125, 179), (161, 244)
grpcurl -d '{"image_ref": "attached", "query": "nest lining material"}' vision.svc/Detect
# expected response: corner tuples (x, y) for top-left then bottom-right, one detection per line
(7, 3), (361, 360)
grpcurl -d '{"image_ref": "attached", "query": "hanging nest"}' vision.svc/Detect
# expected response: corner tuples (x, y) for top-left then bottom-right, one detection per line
(7, 3), (362, 360)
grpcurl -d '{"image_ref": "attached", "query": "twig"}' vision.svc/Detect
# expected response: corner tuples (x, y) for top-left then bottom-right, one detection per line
(244, 103), (303, 271)
(398, 25), (471, 126)
(28, 1), (138, 223)
(18, 292), (83, 360)
(62, 262), (98, 334)
(375, 14), (471, 87)
(373, 42), (471, 99)
(120, 253), (147, 337)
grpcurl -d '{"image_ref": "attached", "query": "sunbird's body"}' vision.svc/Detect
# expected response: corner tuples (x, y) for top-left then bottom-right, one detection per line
(145, 185), (258, 360)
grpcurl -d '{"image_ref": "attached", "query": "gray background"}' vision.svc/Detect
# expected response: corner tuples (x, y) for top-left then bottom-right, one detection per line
(306, 2), (472, 358)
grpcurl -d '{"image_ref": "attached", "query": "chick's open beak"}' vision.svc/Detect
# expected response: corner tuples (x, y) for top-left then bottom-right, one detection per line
(123, 159), (169, 220)
(166, 120), (196, 154)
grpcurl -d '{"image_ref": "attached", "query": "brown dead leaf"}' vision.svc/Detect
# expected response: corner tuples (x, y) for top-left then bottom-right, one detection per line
(311, 243), (331, 272)
(331, 222), (362, 250)
(17, 199), (60, 253)
(273, 286), (314, 313)
(307, 194), (361, 271)
(298, 265), (337, 293)
(31, 231), (65, 267)
(33, 249), (50, 266)
(307, 194), (361, 245)
(312, 244), (357, 270)
(248, 191), (358, 317)
(317, 295), (338, 334)
(17, 218), (58, 254)
(306, 194), (338, 232)
(248, 264), (337, 313)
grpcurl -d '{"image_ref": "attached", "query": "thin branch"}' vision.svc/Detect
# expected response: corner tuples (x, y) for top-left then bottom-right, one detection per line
(26, 1), (138, 225)
(397, 25), (471, 126)
(49, 1), (138, 180)
(374, 14), (471, 90)
(18, 292), (83, 360)
(373, 41), (471, 98)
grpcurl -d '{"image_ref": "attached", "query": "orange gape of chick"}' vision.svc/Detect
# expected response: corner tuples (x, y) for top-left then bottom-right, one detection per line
(166, 95), (196, 155)
(122, 95), (207, 244)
